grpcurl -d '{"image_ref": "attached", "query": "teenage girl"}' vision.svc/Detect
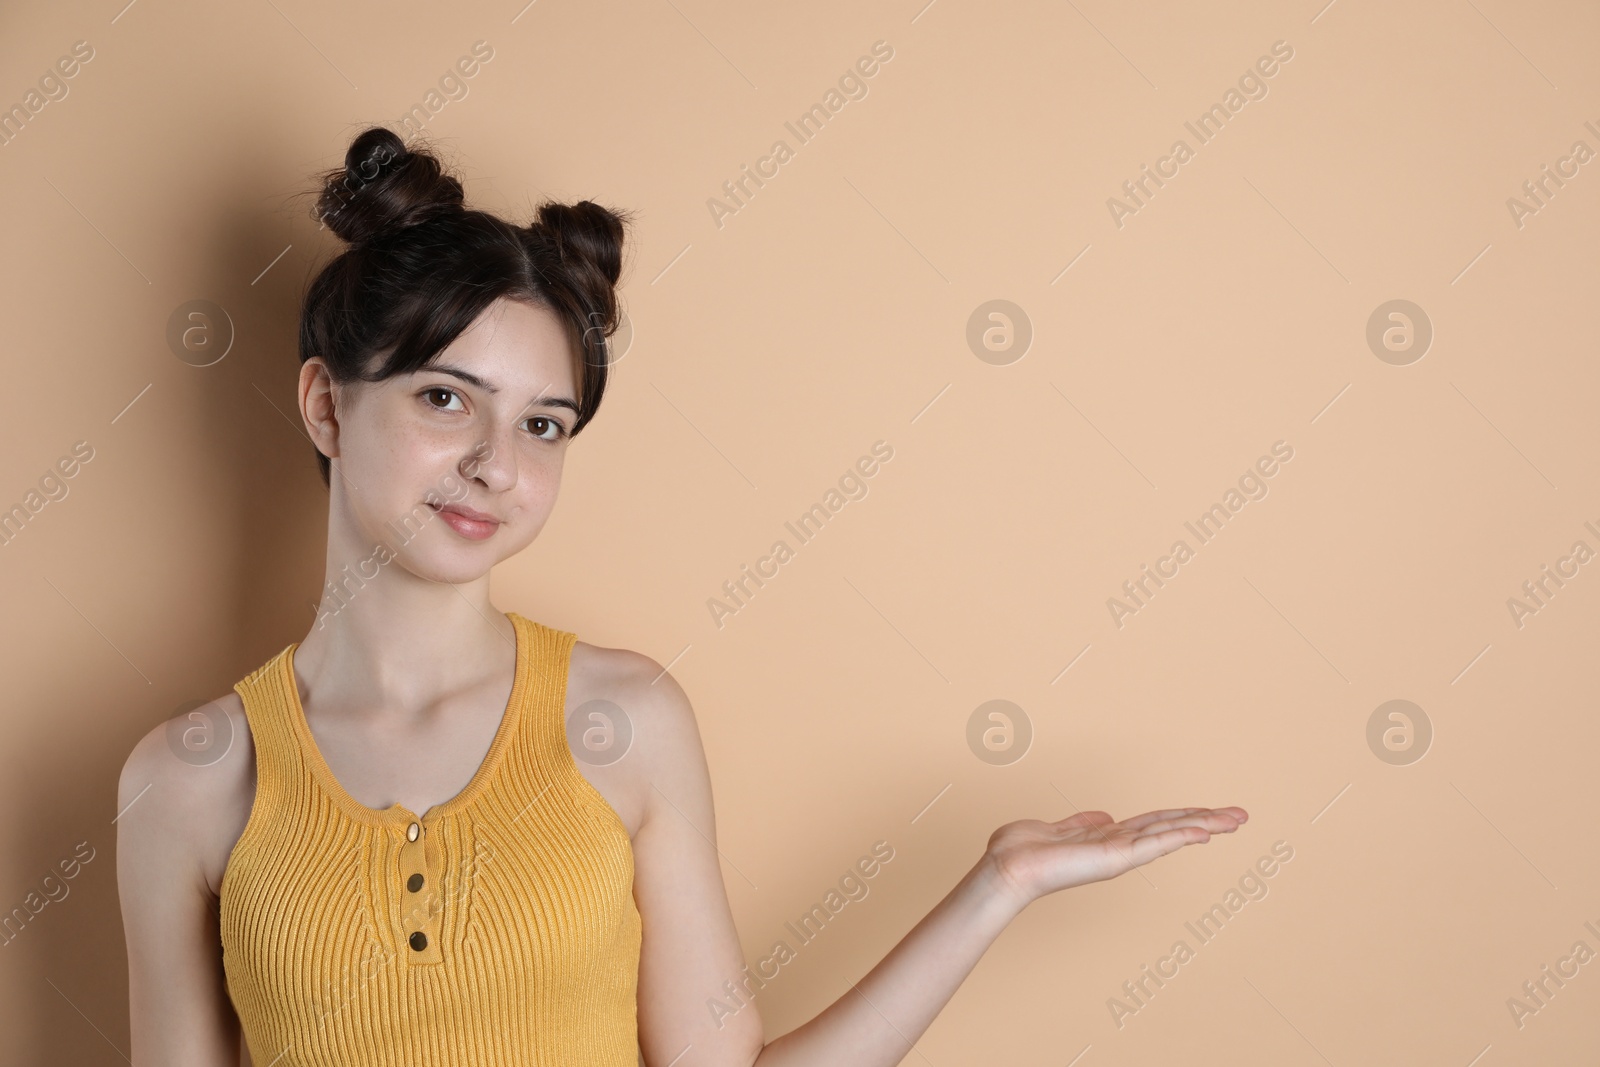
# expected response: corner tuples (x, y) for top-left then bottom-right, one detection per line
(117, 126), (1247, 1066)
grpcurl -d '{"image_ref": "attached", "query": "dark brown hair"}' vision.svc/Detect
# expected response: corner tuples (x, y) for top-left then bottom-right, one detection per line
(299, 125), (633, 486)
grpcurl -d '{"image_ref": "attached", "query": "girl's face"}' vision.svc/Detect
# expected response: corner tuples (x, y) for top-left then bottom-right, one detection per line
(315, 297), (580, 585)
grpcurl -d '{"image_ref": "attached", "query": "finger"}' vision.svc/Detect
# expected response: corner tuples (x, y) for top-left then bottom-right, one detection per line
(1133, 806), (1247, 828)
(1119, 808), (1210, 832)
(1127, 825), (1212, 866)
(1135, 811), (1244, 838)
(1195, 806), (1249, 821)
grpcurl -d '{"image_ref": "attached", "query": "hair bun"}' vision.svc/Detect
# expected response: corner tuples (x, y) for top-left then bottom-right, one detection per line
(314, 126), (464, 246)
(531, 200), (626, 288)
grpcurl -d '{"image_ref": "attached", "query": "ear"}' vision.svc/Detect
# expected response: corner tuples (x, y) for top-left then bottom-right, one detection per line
(299, 358), (341, 463)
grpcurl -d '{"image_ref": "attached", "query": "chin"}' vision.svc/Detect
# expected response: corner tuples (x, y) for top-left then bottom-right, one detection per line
(404, 550), (501, 586)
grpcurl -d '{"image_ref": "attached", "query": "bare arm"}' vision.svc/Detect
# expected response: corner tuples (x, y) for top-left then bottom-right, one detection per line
(623, 659), (767, 1066)
(623, 655), (1247, 1067)
(118, 713), (249, 1066)
(752, 809), (1245, 1065)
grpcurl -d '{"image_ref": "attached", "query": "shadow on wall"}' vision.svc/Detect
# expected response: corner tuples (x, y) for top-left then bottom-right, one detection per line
(19, 125), (331, 1062)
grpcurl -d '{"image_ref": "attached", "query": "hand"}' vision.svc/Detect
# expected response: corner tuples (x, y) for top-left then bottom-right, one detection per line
(983, 806), (1249, 907)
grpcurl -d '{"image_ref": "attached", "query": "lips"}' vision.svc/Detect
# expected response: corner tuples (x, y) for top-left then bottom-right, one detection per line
(427, 501), (502, 541)
(431, 502), (500, 524)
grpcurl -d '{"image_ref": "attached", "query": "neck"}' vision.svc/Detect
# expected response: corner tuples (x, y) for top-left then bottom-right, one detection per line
(295, 507), (517, 718)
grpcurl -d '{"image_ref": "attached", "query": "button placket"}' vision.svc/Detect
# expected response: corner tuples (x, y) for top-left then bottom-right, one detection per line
(398, 818), (443, 964)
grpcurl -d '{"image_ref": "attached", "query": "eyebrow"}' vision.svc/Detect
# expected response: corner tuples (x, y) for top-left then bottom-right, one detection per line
(424, 364), (581, 414)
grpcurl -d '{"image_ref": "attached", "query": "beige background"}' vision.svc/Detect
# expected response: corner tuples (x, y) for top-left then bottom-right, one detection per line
(1, 0), (1596, 1063)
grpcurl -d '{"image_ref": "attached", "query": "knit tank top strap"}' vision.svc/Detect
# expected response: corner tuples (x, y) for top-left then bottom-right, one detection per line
(219, 612), (643, 1067)
(226, 637), (323, 834)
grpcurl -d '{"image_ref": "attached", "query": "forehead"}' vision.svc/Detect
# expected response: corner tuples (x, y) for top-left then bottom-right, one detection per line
(435, 298), (576, 391)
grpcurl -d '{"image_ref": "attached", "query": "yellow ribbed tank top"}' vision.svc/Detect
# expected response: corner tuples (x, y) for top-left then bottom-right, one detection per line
(219, 612), (642, 1066)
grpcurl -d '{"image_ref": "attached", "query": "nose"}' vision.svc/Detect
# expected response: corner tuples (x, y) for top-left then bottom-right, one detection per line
(461, 426), (517, 492)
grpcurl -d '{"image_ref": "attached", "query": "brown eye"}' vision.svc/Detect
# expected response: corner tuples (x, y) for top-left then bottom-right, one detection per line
(525, 416), (567, 441)
(422, 387), (464, 411)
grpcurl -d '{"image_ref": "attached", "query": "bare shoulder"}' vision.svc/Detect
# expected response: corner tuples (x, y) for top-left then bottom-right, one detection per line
(568, 639), (703, 751)
(569, 640), (692, 710)
(119, 694), (256, 1063)
(566, 640), (711, 838)
(118, 692), (257, 899)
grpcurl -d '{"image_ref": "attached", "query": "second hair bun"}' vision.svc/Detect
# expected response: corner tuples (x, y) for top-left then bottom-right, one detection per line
(315, 126), (464, 246)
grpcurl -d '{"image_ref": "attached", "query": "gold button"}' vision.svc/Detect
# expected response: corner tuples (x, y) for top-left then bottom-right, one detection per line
(406, 822), (420, 842)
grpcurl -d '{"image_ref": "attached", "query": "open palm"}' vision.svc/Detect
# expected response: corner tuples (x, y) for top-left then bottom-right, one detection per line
(987, 806), (1249, 905)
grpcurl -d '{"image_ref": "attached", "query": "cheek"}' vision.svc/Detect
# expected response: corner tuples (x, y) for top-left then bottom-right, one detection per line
(505, 449), (565, 522)
(373, 402), (469, 473)
(520, 451), (563, 498)
(339, 404), (462, 515)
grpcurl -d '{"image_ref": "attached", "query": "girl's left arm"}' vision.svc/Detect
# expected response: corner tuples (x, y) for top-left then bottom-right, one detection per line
(624, 661), (1246, 1067)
